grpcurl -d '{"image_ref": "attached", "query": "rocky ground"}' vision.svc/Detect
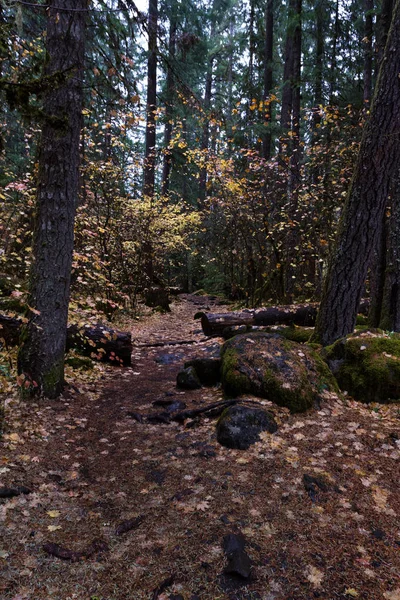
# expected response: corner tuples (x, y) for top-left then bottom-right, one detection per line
(0, 295), (399, 600)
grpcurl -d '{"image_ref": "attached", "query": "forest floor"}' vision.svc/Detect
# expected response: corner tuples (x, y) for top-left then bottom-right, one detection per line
(0, 294), (399, 600)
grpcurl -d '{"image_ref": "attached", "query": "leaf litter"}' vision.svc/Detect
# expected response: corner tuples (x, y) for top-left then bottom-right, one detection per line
(0, 294), (399, 599)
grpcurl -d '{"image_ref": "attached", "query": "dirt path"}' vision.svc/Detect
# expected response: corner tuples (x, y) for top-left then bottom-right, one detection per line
(1, 295), (400, 600)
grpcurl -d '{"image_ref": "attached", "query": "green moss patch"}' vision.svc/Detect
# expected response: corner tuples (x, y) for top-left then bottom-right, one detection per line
(221, 332), (338, 413)
(323, 333), (400, 403)
(65, 354), (94, 370)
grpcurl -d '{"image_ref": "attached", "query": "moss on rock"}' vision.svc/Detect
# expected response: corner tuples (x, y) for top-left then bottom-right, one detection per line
(221, 332), (338, 413)
(65, 355), (94, 370)
(323, 333), (400, 403)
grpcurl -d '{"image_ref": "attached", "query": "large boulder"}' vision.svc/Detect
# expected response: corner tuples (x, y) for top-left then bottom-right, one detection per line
(323, 333), (400, 403)
(221, 332), (337, 413)
(217, 404), (278, 449)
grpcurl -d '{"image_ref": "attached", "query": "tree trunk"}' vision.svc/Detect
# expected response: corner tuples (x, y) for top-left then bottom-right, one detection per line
(368, 0), (394, 328)
(363, 0), (374, 104)
(198, 47), (214, 204)
(329, 0), (339, 104)
(262, 0), (274, 160)
(376, 0), (393, 67)
(313, 0), (400, 346)
(17, 0), (86, 398)
(378, 185), (400, 331)
(143, 0), (158, 198)
(161, 12), (176, 196)
(282, 0), (302, 302)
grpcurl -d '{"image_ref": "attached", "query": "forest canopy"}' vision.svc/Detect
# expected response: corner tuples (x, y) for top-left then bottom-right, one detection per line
(0, 0), (400, 394)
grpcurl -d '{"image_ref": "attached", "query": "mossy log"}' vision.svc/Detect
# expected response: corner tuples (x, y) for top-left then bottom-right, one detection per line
(0, 314), (132, 366)
(197, 300), (370, 337)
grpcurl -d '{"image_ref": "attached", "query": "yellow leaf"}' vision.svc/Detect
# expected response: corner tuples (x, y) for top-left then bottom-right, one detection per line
(372, 486), (389, 509)
(47, 510), (60, 518)
(345, 589), (359, 597)
(47, 525), (62, 532)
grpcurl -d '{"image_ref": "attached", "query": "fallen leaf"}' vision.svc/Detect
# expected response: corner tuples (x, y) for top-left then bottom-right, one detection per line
(47, 510), (60, 518)
(345, 589), (359, 597)
(384, 589), (400, 600)
(306, 565), (324, 588)
(196, 501), (210, 511)
(372, 486), (389, 509)
(47, 525), (62, 532)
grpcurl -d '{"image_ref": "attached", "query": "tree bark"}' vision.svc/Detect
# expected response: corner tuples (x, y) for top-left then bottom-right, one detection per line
(262, 0), (274, 160)
(17, 0), (86, 397)
(313, 0), (400, 346)
(378, 185), (400, 331)
(143, 0), (158, 198)
(363, 0), (374, 104)
(161, 11), (176, 196)
(282, 0), (302, 302)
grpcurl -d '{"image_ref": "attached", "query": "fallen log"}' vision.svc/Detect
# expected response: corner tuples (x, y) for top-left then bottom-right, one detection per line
(0, 314), (132, 366)
(196, 300), (370, 337)
(66, 323), (132, 366)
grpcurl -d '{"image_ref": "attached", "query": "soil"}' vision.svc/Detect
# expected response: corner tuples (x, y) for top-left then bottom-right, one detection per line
(0, 295), (399, 600)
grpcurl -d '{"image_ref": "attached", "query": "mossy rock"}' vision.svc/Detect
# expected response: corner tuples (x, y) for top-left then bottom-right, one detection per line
(216, 404), (278, 449)
(65, 355), (94, 370)
(323, 334), (400, 403)
(274, 326), (313, 344)
(221, 332), (337, 413)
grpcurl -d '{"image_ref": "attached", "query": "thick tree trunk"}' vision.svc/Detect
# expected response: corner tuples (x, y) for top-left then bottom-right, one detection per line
(17, 0), (86, 397)
(313, 0), (400, 346)
(368, 0), (394, 327)
(376, 0), (393, 67)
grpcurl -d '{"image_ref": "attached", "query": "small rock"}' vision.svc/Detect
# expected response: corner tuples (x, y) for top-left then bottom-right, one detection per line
(0, 485), (32, 498)
(223, 533), (246, 555)
(184, 358), (221, 386)
(152, 399), (187, 412)
(155, 352), (184, 365)
(222, 533), (251, 579)
(371, 528), (386, 540)
(177, 366), (202, 390)
(217, 404), (278, 450)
